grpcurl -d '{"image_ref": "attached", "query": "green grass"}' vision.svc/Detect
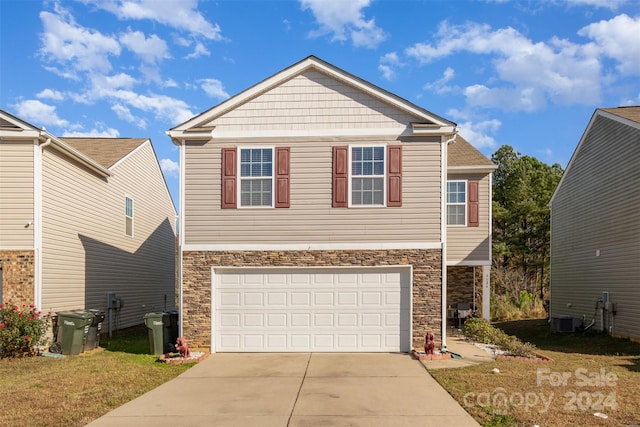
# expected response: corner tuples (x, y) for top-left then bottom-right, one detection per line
(0, 328), (193, 427)
(431, 319), (640, 427)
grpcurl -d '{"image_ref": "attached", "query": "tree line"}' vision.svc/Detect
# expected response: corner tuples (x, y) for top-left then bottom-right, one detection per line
(490, 145), (564, 308)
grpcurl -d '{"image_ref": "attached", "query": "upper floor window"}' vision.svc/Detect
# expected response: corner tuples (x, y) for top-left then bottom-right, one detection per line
(351, 146), (385, 206)
(447, 181), (466, 225)
(239, 148), (273, 207)
(125, 196), (134, 236)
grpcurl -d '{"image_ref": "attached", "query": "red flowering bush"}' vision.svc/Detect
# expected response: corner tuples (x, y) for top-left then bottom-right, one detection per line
(0, 302), (51, 358)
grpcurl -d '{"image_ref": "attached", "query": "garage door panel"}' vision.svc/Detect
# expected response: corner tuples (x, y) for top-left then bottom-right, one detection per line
(215, 267), (410, 352)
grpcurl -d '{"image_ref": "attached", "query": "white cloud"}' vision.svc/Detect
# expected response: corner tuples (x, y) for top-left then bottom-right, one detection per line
(300, 0), (387, 48)
(447, 108), (501, 150)
(36, 88), (65, 101)
(424, 67), (456, 94)
(565, 0), (627, 10)
(81, 0), (223, 40)
(62, 125), (120, 137)
(378, 52), (402, 80)
(13, 100), (69, 127)
(406, 20), (605, 110)
(184, 42), (210, 59)
(39, 4), (120, 76)
(160, 158), (180, 177)
(199, 78), (229, 100)
(119, 29), (170, 63)
(578, 14), (640, 75)
(112, 104), (147, 128)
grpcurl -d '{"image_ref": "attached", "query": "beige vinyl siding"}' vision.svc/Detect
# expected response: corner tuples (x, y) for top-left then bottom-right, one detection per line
(0, 140), (34, 248)
(204, 70), (415, 132)
(446, 173), (492, 263)
(41, 142), (176, 328)
(550, 114), (640, 339)
(184, 138), (442, 245)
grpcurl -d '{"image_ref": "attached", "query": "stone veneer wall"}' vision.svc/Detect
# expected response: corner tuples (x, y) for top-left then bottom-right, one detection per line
(446, 266), (475, 310)
(0, 250), (35, 307)
(182, 249), (442, 350)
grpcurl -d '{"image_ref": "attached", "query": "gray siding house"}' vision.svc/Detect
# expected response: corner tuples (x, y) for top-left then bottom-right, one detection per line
(549, 106), (640, 340)
(168, 56), (496, 353)
(0, 109), (177, 332)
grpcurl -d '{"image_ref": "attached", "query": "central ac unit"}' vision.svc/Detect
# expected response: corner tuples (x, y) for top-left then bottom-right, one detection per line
(551, 315), (580, 333)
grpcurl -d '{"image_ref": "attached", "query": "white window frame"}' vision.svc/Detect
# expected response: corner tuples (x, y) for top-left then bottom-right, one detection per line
(237, 146), (275, 209)
(446, 180), (467, 226)
(125, 196), (134, 237)
(348, 144), (387, 208)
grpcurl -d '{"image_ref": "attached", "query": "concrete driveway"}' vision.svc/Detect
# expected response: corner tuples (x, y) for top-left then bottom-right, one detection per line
(86, 353), (479, 427)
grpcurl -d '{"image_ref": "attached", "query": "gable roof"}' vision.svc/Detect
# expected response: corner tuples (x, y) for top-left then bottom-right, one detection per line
(168, 55), (457, 140)
(600, 106), (640, 124)
(60, 138), (148, 169)
(549, 106), (640, 206)
(448, 135), (497, 171)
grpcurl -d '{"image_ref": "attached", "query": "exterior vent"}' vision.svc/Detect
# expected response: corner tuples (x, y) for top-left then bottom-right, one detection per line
(551, 315), (580, 333)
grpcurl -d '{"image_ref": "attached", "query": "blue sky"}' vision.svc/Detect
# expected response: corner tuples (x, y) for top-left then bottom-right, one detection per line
(1, 0), (639, 209)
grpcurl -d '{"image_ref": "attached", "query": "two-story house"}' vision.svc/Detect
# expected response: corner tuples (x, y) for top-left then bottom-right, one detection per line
(0, 109), (177, 333)
(168, 56), (495, 353)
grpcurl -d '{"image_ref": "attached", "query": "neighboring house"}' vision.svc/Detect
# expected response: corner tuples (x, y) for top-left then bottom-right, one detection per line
(168, 56), (496, 353)
(549, 106), (640, 340)
(0, 109), (177, 332)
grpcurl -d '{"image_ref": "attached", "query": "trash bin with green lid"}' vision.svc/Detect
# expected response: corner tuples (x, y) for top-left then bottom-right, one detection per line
(144, 312), (170, 355)
(56, 310), (93, 355)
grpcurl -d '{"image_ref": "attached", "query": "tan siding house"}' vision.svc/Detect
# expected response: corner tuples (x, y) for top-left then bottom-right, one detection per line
(169, 56), (496, 353)
(550, 106), (640, 340)
(0, 109), (176, 334)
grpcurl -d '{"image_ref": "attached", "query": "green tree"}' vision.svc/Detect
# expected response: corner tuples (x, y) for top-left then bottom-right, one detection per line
(491, 145), (563, 301)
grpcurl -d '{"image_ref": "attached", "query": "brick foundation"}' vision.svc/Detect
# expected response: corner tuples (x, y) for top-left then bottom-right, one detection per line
(182, 249), (442, 350)
(0, 250), (35, 307)
(447, 266), (475, 309)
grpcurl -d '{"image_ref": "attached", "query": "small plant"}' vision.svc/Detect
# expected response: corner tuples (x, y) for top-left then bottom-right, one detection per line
(0, 302), (51, 358)
(462, 317), (537, 358)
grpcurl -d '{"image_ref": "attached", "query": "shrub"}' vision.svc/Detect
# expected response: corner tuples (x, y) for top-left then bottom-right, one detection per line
(0, 302), (51, 358)
(462, 317), (537, 358)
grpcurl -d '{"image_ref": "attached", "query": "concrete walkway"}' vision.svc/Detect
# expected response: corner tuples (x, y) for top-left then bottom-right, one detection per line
(421, 336), (495, 370)
(86, 353), (479, 427)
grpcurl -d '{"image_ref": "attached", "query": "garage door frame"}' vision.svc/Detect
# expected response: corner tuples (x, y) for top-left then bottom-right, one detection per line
(210, 265), (413, 353)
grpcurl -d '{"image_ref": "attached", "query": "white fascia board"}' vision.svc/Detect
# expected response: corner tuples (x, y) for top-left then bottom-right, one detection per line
(0, 130), (41, 139)
(447, 165), (498, 173)
(183, 242), (442, 251)
(446, 260), (492, 267)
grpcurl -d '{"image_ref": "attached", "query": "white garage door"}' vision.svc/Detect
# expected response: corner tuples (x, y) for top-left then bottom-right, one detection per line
(213, 267), (411, 352)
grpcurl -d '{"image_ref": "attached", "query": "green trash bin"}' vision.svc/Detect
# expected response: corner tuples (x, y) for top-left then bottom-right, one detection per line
(144, 312), (170, 355)
(56, 311), (93, 355)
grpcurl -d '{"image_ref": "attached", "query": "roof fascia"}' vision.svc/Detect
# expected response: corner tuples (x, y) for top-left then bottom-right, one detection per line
(447, 165), (498, 173)
(47, 135), (112, 178)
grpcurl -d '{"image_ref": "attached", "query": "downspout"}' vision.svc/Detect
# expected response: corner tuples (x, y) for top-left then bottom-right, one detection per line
(441, 131), (458, 349)
(34, 136), (52, 309)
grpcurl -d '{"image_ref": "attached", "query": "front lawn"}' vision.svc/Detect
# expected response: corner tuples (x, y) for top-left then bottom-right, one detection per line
(431, 319), (640, 426)
(0, 328), (192, 427)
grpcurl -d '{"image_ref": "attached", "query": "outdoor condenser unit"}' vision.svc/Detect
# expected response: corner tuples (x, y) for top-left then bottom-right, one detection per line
(551, 315), (580, 333)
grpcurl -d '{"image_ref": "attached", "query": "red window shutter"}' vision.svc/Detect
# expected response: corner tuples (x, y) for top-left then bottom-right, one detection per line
(468, 180), (479, 227)
(387, 145), (402, 207)
(221, 147), (237, 209)
(275, 147), (290, 208)
(333, 146), (348, 207)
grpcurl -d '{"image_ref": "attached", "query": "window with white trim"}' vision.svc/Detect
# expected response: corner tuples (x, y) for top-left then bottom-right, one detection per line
(239, 148), (273, 207)
(350, 146), (385, 206)
(125, 196), (134, 236)
(447, 180), (466, 225)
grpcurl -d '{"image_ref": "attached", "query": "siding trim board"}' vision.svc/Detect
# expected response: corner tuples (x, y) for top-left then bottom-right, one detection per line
(183, 242), (442, 251)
